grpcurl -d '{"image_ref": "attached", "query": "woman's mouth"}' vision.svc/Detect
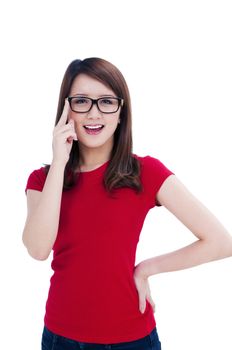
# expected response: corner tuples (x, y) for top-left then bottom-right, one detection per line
(83, 124), (105, 135)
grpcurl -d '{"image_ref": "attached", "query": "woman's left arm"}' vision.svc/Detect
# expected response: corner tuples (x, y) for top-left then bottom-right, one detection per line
(134, 175), (232, 313)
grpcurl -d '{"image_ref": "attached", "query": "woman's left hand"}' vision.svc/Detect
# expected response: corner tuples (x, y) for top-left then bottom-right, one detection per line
(133, 263), (156, 314)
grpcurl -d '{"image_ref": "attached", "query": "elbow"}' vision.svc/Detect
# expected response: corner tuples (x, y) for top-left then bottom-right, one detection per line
(28, 249), (50, 261)
(222, 234), (232, 258)
(213, 235), (232, 260)
(22, 235), (51, 261)
(229, 238), (232, 257)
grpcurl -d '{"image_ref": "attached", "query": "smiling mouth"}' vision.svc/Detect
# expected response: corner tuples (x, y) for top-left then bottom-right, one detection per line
(83, 124), (105, 135)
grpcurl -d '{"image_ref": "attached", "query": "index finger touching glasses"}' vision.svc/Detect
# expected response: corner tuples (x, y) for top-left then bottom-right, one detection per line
(57, 99), (70, 126)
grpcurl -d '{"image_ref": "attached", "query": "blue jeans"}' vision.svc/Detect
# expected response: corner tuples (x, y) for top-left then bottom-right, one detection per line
(41, 326), (161, 350)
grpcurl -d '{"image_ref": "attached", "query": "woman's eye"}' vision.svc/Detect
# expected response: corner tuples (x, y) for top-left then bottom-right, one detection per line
(74, 98), (88, 104)
(100, 99), (113, 105)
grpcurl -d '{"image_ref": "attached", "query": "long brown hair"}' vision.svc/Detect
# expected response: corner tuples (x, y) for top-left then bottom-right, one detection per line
(46, 57), (142, 193)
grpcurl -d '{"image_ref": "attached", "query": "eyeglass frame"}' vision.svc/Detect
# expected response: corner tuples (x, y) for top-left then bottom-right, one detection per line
(67, 96), (124, 114)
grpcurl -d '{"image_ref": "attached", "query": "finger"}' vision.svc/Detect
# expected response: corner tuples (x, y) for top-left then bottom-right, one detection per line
(140, 301), (146, 314)
(57, 99), (70, 126)
(68, 132), (78, 142)
(67, 120), (78, 140)
(61, 130), (78, 142)
(54, 120), (75, 134)
(147, 294), (156, 312)
(54, 130), (77, 143)
(67, 135), (77, 143)
(138, 292), (146, 314)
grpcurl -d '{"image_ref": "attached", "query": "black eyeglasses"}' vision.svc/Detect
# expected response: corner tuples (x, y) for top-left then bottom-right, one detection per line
(67, 96), (124, 114)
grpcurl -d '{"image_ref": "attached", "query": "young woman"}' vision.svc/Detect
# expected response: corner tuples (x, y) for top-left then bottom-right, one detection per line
(23, 57), (232, 350)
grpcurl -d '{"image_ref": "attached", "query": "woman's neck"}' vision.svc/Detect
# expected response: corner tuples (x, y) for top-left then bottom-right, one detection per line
(78, 146), (112, 171)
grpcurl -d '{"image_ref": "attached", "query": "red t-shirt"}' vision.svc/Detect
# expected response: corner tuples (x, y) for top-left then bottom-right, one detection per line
(25, 155), (173, 344)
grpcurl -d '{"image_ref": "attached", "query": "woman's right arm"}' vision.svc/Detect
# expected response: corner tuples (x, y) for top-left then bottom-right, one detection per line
(22, 100), (77, 260)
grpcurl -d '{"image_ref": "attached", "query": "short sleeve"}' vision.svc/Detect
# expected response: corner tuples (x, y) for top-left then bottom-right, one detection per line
(140, 156), (174, 208)
(25, 167), (47, 193)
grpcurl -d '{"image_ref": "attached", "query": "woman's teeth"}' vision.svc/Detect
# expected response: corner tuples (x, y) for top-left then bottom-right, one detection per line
(84, 125), (104, 130)
(83, 125), (105, 134)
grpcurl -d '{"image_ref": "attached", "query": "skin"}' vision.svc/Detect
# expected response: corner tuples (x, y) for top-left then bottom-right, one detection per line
(68, 73), (121, 171)
(22, 75), (122, 258)
(23, 74), (232, 317)
(134, 176), (232, 314)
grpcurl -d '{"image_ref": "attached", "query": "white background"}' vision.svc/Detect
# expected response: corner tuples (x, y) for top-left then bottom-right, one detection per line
(0, 0), (231, 349)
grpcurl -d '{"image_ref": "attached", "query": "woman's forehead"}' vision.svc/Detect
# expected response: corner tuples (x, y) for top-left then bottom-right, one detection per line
(70, 73), (115, 97)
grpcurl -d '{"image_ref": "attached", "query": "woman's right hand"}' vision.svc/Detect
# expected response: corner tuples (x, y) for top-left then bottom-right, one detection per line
(52, 99), (78, 166)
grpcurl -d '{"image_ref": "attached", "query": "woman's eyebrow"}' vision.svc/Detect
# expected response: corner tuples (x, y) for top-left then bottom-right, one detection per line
(71, 93), (88, 96)
(71, 93), (116, 97)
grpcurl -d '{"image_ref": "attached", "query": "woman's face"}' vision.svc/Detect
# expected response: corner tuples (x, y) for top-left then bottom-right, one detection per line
(68, 73), (121, 152)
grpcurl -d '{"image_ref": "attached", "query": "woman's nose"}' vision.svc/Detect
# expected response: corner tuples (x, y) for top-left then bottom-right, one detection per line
(86, 103), (102, 118)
